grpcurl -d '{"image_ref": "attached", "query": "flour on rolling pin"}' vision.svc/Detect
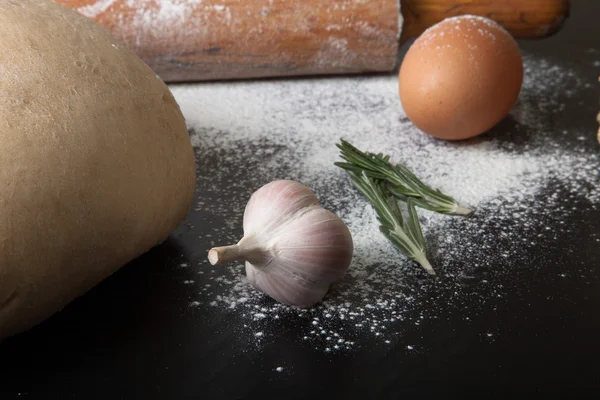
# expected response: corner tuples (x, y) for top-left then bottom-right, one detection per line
(62, 0), (569, 82)
(67, 0), (402, 82)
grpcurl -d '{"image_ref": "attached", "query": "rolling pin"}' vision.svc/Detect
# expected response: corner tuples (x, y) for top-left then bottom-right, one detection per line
(56, 0), (570, 82)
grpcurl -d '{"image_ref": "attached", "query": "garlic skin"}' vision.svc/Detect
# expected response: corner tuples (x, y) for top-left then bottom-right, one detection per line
(208, 180), (354, 308)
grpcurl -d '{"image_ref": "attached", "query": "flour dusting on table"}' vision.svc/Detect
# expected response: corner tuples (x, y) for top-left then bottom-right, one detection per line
(170, 52), (599, 352)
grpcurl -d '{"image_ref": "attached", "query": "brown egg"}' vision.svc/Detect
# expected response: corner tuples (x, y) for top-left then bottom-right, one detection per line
(398, 15), (523, 140)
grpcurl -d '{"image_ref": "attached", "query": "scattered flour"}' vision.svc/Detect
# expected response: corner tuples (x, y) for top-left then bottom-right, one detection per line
(76, 0), (117, 18)
(169, 52), (599, 352)
(76, 0), (211, 52)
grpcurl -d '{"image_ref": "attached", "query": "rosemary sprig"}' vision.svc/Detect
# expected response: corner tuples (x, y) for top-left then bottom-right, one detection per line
(335, 139), (473, 215)
(347, 171), (435, 275)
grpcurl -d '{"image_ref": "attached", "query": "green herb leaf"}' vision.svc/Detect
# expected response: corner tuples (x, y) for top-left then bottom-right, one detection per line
(335, 139), (473, 215)
(346, 171), (435, 275)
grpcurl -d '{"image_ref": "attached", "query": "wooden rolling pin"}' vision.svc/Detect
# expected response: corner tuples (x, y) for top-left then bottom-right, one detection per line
(57, 0), (570, 82)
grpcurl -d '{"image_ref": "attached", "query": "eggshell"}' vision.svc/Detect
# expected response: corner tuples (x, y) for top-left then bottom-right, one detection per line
(398, 15), (523, 140)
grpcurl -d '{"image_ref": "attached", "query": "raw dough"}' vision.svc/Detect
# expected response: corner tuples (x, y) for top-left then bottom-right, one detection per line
(0, 0), (196, 340)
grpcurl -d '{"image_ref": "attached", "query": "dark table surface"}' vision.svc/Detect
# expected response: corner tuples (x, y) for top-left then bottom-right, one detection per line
(2, 2), (600, 399)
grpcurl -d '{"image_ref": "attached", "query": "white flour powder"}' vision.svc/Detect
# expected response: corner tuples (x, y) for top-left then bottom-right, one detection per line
(170, 51), (599, 352)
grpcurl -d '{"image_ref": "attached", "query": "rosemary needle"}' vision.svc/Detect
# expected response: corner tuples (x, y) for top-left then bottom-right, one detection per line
(347, 171), (435, 275)
(335, 139), (473, 216)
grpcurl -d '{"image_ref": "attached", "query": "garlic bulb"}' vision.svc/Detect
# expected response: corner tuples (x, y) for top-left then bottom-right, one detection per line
(208, 180), (354, 308)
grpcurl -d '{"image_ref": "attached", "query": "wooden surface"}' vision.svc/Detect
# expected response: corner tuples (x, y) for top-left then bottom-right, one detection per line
(56, 0), (569, 82)
(400, 0), (570, 42)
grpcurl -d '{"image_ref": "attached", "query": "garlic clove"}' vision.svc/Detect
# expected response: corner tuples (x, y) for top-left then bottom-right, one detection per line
(245, 261), (330, 308)
(266, 206), (353, 283)
(243, 180), (319, 235)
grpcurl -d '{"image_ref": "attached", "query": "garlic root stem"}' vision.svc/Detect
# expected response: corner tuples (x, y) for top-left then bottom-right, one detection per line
(208, 245), (242, 265)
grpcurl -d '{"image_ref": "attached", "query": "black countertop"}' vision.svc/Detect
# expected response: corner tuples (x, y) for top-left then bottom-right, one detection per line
(2, 1), (600, 399)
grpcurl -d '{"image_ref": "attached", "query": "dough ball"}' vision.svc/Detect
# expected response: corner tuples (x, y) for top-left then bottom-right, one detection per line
(0, 0), (196, 340)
